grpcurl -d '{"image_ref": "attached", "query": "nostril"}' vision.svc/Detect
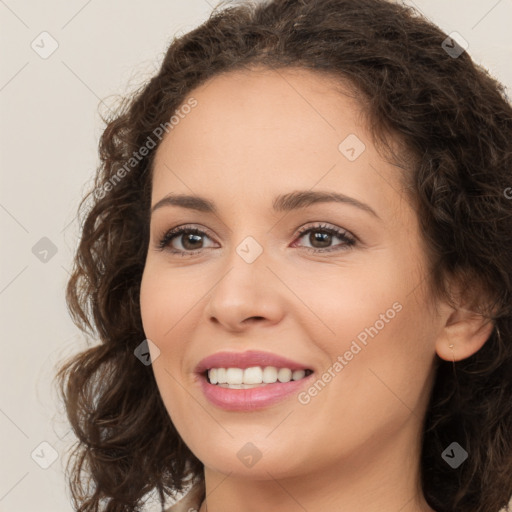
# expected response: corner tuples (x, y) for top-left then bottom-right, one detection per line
(246, 316), (265, 323)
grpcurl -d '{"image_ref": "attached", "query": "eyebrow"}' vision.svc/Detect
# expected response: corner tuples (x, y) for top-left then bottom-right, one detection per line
(150, 190), (381, 220)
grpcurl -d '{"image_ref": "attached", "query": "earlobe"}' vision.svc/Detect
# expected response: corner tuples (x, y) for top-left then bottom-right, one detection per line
(435, 307), (495, 362)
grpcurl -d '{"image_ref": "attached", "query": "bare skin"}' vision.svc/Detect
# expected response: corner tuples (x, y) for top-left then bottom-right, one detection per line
(139, 66), (493, 512)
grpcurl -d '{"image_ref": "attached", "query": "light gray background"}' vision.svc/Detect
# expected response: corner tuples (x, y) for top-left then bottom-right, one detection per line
(1, 1), (511, 511)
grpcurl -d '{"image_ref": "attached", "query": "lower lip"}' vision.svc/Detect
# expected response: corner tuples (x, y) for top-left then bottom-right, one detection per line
(198, 372), (315, 411)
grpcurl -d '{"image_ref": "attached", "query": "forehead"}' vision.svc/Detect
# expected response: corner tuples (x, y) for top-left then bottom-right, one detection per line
(151, 66), (408, 222)
(156, 65), (364, 162)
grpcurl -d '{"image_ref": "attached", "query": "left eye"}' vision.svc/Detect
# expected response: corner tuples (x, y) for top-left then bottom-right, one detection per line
(293, 224), (356, 252)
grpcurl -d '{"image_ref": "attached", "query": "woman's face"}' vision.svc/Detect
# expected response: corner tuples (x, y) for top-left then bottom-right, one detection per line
(140, 67), (446, 481)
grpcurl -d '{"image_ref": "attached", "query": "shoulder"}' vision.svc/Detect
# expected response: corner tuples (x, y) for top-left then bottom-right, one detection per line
(164, 480), (205, 512)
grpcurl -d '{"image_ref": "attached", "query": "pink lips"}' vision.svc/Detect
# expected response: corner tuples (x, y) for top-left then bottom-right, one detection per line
(195, 350), (315, 412)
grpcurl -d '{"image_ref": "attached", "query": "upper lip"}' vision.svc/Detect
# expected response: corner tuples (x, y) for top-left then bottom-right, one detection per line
(195, 350), (313, 374)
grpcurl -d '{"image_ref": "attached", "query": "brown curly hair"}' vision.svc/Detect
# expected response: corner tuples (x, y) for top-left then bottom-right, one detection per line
(55, 0), (512, 510)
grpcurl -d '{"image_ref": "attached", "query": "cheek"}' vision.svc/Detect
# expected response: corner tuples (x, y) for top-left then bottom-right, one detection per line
(328, 298), (435, 431)
(285, 257), (403, 341)
(293, 254), (434, 400)
(139, 270), (165, 341)
(139, 268), (189, 415)
(139, 263), (206, 395)
(139, 264), (194, 340)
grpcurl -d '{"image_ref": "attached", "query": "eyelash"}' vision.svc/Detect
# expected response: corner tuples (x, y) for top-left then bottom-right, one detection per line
(156, 223), (357, 257)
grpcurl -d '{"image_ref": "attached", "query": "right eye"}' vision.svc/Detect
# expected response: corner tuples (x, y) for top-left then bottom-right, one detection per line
(157, 225), (217, 256)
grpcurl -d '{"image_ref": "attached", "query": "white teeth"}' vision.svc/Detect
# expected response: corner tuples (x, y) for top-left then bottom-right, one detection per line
(225, 368), (244, 384)
(277, 368), (292, 383)
(292, 369), (306, 381)
(207, 366), (309, 386)
(217, 383), (267, 389)
(244, 366), (263, 384)
(262, 366), (278, 383)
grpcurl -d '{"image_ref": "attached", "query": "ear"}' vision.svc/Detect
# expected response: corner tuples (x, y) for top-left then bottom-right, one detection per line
(434, 269), (498, 362)
(435, 305), (495, 362)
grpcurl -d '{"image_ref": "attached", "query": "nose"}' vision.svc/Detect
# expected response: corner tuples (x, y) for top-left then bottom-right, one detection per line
(204, 244), (285, 332)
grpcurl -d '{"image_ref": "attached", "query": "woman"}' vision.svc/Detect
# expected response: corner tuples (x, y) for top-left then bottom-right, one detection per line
(56, 0), (512, 511)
